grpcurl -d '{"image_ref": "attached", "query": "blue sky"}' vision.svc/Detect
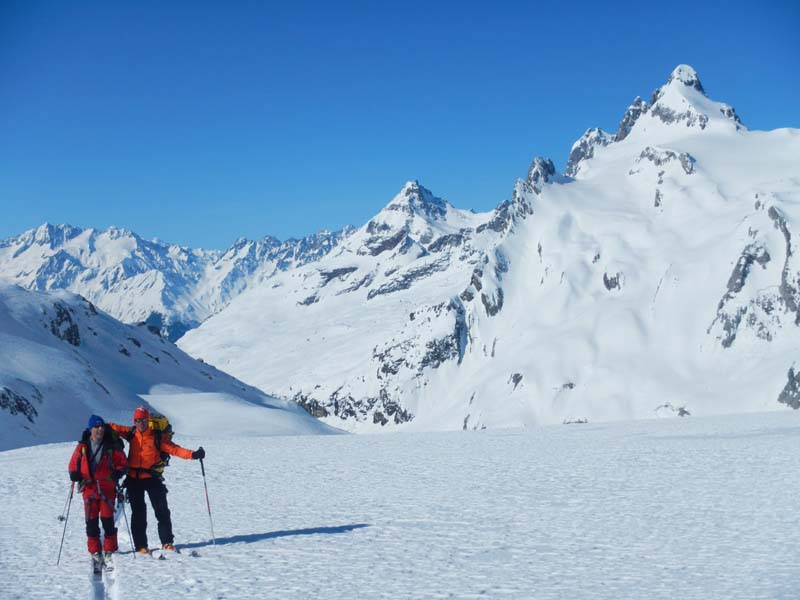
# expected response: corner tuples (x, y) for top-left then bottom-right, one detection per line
(1, 0), (798, 249)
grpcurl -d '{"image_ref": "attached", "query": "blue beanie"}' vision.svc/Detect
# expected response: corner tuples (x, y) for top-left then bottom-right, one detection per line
(87, 414), (105, 429)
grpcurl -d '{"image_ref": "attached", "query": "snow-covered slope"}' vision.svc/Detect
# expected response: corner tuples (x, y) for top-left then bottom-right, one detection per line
(0, 282), (334, 450)
(0, 224), (353, 340)
(2, 411), (799, 599)
(179, 65), (800, 431)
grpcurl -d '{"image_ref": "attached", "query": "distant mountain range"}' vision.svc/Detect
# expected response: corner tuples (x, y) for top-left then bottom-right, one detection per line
(0, 222), (353, 340)
(2, 65), (799, 433)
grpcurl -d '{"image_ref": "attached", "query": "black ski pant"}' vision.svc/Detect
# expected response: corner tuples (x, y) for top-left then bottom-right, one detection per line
(126, 477), (174, 549)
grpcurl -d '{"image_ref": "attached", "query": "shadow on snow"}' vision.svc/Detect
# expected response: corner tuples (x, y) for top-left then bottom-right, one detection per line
(178, 523), (371, 550)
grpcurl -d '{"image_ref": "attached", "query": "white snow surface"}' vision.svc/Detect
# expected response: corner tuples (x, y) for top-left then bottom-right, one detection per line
(0, 283), (334, 450)
(2, 410), (799, 599)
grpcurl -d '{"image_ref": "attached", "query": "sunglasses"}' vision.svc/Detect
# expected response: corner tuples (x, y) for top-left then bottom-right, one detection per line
(134, 418), (148, 423)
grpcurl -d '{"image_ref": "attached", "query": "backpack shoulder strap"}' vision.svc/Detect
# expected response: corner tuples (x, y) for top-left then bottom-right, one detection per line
(75, 444), (86, 476)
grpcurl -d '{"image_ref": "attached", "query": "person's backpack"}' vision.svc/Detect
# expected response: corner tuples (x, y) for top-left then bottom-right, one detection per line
(148, 411), (174, 476)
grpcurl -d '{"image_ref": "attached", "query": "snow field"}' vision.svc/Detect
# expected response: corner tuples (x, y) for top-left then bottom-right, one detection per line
(1, 411), (799, 599)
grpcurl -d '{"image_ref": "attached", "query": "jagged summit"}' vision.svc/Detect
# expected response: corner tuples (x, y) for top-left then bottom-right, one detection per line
(649, 64), (708, 108)
(664, 64), (706, 95)
(565, 64), (745, 179)
(11, 223), (84, 249)
(526, 157), (556, 190)
(528, 156), (556, 184)
(615, 97), (648, 142)
(565, 129), (612, 178)
(382, 180), (449, 220)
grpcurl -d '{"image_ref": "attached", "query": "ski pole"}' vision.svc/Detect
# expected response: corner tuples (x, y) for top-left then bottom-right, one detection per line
(199, 458), (216, 545)
(58, 482), (73, 522)
(96, 481), (135, 558)
(56, 482), (75, 566)
(116, 488), (135, 558)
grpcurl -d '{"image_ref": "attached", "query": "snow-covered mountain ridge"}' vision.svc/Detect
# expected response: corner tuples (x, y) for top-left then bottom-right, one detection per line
(0, 282), (333, 450)
(0, 223), (354, 340)
(177, 65), (800, 431)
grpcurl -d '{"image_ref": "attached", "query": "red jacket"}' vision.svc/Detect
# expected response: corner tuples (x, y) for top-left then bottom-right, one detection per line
(68, 429), (127, 487)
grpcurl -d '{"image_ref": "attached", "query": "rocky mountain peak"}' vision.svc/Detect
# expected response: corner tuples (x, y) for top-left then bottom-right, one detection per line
(526, 157), (556, 191)
(383, 180), (448, 220)
(666, 64), (706, 95)
(103, 225), (139, 242)
(565, 130), (612, 178)
(28, 223), (84, 249)
(649, 64), (707, 108)
(615, 97), (648, 142)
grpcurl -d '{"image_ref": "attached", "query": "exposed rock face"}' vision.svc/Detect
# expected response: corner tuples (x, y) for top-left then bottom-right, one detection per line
(710, 241), (769, 349)
(615, 97), (648, 141)
(421, 303), (468, 369)
(603, 272), (622, 291)
(726, 244), (771, 296)
(769, 207), (800, 324)
(319, 267), (358, 286)
(481, 288), (504, 316)
(49, 301), (81, 346)
(0, 386), (40, 423)
(719, 104), (744, 128)
(428, 232), (467, 253)
(708, 202), (800, 349)
(295, 386), (414, 426)
(362, 229), (409, 257)
(510, 373), (523, 390)
(527, 157), (556, 192)
(477, 179), (539, 235)
(632, 147), (696, 175)
(777, 368), (800, 409)
(292, 392), (330, 418)
(565, 129), (612, 177)
(650, 105), (709, 129)
(366, 258), (450, 300)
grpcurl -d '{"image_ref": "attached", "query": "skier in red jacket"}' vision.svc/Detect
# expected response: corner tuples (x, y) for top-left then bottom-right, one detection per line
(68, 415), (128, 564)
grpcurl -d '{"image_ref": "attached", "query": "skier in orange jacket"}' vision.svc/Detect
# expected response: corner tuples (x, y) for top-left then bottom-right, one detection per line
(108, 406), (205, 553)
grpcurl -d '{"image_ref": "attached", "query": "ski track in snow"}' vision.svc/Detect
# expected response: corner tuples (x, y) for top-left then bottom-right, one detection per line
(2, 411), (800, 599)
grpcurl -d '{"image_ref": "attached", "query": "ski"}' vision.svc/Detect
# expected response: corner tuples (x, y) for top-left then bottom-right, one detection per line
(103, 552), (115, 573)
(91, 553), (103, 577)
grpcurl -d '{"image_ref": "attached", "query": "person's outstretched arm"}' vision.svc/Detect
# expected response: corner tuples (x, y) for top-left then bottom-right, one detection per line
(161, 438), (200, 460)
(107, 422), (131, 436)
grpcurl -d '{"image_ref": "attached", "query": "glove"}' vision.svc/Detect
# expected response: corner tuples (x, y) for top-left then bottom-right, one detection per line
(69, 471), (82, 482)
(191, 447), (205, 460)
